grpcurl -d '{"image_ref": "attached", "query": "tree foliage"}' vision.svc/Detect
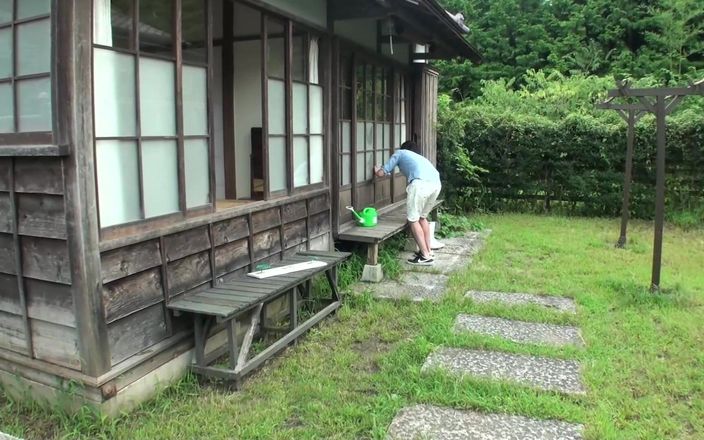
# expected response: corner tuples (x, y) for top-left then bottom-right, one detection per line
(437, 0), (704, 98)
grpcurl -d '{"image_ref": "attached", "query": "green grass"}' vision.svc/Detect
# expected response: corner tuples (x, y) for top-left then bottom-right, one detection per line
(1, 214), (703, 439)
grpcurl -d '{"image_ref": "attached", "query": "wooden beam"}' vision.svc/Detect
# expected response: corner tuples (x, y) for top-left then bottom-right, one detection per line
(58, 0), (111, 376)
(222, 0), (237, 199)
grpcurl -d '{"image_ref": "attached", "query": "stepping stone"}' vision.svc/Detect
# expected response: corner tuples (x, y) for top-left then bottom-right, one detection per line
(0, 432), (23, 440)
(387, 404), (584, 440)
(434, 232), (486, 256)
(402, 251), (466, 274)
(466, 291), (577, 314)
(352, 273), (449, 302)
(423, 348), (584, 394)
(454, 314), (584, 347)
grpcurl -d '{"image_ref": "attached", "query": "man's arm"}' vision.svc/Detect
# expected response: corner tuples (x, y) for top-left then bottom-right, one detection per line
(375, 151), (400, 177)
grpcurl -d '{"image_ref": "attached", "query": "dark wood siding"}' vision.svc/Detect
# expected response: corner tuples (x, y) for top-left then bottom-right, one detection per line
(414, 67), (439, 165)
(98, 192), (332, 367)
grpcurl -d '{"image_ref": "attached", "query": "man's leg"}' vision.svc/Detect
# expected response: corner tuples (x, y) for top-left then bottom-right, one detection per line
(419, 217), (431, 253)
(409, 220), (431, 258)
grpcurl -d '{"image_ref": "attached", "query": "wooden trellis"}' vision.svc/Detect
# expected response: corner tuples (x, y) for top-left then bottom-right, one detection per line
(597, 79), (704, 291)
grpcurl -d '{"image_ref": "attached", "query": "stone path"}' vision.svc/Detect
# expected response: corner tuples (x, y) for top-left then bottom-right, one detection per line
(465, 291), (577, 314)
(423, 347), (585, 395)
(0, 432), (22, 440)
(387, 405), (584, 440)
(377, 231), (586, 439)
(454, 314), (583, 347)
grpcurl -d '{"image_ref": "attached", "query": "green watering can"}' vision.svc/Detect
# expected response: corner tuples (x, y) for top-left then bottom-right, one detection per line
(346, 206), (378, 228)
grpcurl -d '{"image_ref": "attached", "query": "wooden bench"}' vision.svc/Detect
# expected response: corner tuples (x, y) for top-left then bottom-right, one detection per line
(338, 200), (441, 282)
(167, 250), (351, 387)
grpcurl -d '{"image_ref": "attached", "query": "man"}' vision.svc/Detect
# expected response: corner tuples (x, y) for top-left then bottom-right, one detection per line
(374, 141), (441, 265)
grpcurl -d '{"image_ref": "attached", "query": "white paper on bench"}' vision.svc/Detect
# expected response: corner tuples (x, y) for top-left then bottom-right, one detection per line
(246, 260), (328, 279)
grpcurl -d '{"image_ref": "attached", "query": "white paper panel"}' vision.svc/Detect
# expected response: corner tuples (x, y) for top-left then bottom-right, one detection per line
(375, 123), (383, 150)
(268, 136), (286, 192)
(383, 150), (389, 165)
(365, 122), (374, 151)
(183, 65), (208, 136)
(16, 19), (50, 76)
(17, 0), (50, 19)
(293, 136), (309, 187)
(17, 77), (51, 132)
(365, 152), (374, 180)
(356, 152), (365, 183)
(94, 49), (136, 137)
(141, 140), (179, 218)
(267, 79), (285, 135)
(395, 124), (402, 146)
(139, 57), (176, 136)
(0, 83), (12, 133)
(384, 123), (391, 149)
(356, 122), (365, 151)
(185, 138), (210, 208)
(293, 82), (307, 134)
(96, 140), (140, 227)
(341, 154), (350, 186)
(0, 28), (11, 78)
(309, 85), (323, 134)
(310, 135), (323, 184)
(341, 121), (351, 153)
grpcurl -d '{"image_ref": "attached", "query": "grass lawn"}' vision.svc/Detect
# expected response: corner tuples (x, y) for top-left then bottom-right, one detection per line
(1, 214), (703, 439)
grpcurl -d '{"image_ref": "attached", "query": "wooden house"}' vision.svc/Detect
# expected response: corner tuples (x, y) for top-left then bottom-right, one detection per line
(0, 0), (479, 413)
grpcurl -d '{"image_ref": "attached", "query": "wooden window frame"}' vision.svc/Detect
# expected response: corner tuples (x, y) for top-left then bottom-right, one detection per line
(92, 0), (215, 237)
(0, 0), (55, 148)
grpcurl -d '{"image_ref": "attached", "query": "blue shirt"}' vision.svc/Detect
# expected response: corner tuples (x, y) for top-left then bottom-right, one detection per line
(382, 149), (440, 184)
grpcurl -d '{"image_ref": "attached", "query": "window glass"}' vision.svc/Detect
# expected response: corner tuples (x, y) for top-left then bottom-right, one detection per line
(16, 0), (50, 19)
(182, 0), (206, 63)
(309, 85), (323, 134)
(139, 0), (174, 56)
(0, 28), (11, 78)
(365, 152), (373, 179)
(0, 83), (13, 133)
(139, 57), (176, 136)
(94, 0), (132, 49)
(355, 122), (364, 150)
(185, 138), (210, 208)
(0, 0), (11, 24)
(292, 32), (305, 82)
(96, 140), (141, 227)
(293, 82), (308, 134)
(267, 79), (285, 135)
(341, 121), (350, 153)
(17, 77), (51, 132)
(310, 135), (323, 184)
(365, 122), (373, 150)
(293, 137), (309, 187)
(94, 49), (137, 137)
(16, 19), (51, 76)
(267, 37), (284, 79)
(183, 65), (208, 136)
(268, 136), (286, 192)
(141, 140), (179, 218)
(341, 155), (350, 186)
(356, 152), (365, 183)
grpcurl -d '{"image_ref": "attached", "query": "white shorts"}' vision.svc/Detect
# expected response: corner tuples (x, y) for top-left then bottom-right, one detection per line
(406, 180), (441, 222)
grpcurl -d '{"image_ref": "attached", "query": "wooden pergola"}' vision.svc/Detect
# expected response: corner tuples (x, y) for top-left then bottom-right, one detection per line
(597, 79), (704, 291)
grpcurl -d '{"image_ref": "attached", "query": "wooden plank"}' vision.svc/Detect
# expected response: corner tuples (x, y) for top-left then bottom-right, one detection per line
(167, 298), (232, 317)
(101, 240), (163, 284)
(308, 193), (329, 214)
(211, 216), (249, 246)
(13, 158), (64, 195)
(21, 236), (71, 285)
(0, 233), (16, 274)
(0, 192), (11, 233)
(102, 268), (164, 324)
(206, 286), (271, 297)
(0, 158), (10, 191)
(0, 310), (28, 355)
(31, 319), (81, 370)
(17, 193), (67, 239)
(0, 273), (20, 315)
(108, 304), (168, 366)
(25, 278), (76, 328)
(309, 210), (330, 238)
(167, 251), (212, 296)
(252, 228), (282, 261)
(214, 238), (250, 278)
(251, 207), (282, 234)
(281, 200), (307, 223)
(283, 219), (307, 249)
(163, 226), (211, 262)
(185, 293), (247, 309)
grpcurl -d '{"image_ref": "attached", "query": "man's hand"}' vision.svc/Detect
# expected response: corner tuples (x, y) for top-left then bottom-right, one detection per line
(373, 165), (385, 178)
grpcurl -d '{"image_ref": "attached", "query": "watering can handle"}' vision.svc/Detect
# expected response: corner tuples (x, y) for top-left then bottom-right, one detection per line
(345, 206), (363, 221)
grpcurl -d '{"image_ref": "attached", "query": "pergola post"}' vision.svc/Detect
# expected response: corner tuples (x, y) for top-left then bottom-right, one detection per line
(616, 110), (637, 248)
(651, 96), (667, 291)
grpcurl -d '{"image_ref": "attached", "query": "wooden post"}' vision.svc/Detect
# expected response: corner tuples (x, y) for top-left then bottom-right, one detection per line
(616, 110), (637, 248)
(58, 0), (111, 375)
(367, 243), (379, 265)
(651, 96), (667, 291)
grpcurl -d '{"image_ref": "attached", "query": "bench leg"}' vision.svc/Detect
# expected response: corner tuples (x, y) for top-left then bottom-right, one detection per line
(236, 303), (263, 371)
(361, 243), (384, 283)
(193, 315), (214, 367)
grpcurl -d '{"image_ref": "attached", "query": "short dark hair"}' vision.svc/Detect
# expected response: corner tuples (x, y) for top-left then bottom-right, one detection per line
(401, 140), (420, 153)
